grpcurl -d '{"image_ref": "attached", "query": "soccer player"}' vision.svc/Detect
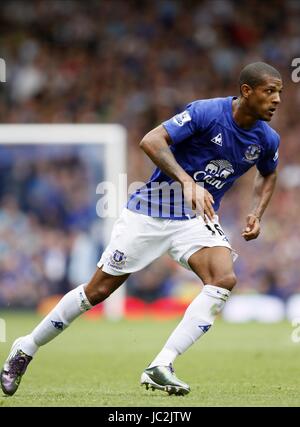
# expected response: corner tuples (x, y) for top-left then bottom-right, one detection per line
(1, 62), (282, 396)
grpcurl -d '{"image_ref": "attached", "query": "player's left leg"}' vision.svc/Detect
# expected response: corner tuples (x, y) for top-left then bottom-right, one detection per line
(141, 245), (236, 395)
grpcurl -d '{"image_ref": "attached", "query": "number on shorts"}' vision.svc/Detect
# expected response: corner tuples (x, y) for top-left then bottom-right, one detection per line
(205, 223), (225, 236)
(205, 224), (215, 235)
(214, 224), (225, 236)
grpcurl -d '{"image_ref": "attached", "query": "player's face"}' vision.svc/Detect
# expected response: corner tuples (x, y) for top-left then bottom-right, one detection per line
(246, 76), (283, 121)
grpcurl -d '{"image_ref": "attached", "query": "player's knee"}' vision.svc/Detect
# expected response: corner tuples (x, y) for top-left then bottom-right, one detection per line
(85, 268), (128, 305)
(85, 283), (114, 305)
(213, 272), (237, 290)
(93, 286), (112, 305)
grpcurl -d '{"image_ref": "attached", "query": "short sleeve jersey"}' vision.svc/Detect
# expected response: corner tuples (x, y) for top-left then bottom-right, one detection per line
(127, 96), (280, 219)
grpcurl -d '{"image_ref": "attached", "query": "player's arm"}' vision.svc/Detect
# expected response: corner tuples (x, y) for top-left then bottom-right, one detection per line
(242, 169), (277, 241)
(139, 125), (215, 220)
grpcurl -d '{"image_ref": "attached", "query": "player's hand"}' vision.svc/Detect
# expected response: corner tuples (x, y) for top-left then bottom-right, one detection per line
(242, 214), (260, 241)
(201, 188), (215, 221)
(182, 180), (215, 221)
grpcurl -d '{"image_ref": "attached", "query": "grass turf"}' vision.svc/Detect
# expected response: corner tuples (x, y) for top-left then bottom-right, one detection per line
(0, 312), (299, 407)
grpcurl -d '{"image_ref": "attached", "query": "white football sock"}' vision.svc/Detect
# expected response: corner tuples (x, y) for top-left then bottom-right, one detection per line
(149, 285), (230, 368)
(20, 284), (92, 357)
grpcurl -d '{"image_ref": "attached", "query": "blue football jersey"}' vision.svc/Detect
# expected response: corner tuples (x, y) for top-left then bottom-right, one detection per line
(127, 96), (280, 219)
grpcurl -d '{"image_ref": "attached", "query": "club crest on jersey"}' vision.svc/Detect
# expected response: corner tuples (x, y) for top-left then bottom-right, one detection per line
(173, 110), (191, 126)
(108, 250), (127, 270)
(193, 159), (234, 190)
(211, 133), (223, 146)
(243, 144), (262, 163)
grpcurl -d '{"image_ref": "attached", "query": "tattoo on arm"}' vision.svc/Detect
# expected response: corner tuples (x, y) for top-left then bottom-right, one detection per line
(141, 137), (191, 184)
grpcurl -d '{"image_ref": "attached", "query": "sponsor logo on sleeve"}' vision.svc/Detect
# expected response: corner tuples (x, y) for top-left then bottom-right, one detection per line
(173, 110), (192, 126)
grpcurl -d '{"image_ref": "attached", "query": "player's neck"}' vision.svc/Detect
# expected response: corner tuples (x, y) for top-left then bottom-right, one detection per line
(232, 97), (257, 130)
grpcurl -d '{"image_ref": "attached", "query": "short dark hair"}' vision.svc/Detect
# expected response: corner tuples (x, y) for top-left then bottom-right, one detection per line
(239, 62), (282, 90)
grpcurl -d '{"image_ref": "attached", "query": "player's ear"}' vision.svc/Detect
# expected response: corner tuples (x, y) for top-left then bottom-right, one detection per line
(240, 84), (252, 99)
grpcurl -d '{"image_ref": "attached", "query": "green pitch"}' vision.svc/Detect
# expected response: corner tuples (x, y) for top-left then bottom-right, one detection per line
(0, 312), (299, 407)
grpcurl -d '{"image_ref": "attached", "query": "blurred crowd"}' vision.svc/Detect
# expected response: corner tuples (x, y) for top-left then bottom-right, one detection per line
(0, 147), (103, 307)
(0, 0), (300, 307)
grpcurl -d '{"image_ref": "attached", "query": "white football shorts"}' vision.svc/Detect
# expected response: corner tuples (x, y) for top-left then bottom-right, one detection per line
(97, 208), (237, 276)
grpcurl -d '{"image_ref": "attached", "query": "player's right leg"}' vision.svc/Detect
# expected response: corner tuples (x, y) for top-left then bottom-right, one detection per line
(141, 216), (237, 396)
(0, 268), (129, 396)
